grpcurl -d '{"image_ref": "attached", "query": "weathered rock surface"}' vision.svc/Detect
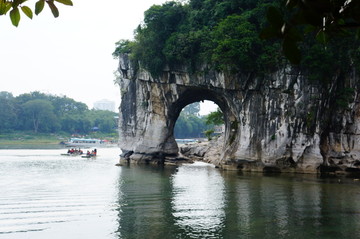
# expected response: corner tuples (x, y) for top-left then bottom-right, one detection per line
(180, 136), (223, 164)
(117, 54), (360, 173)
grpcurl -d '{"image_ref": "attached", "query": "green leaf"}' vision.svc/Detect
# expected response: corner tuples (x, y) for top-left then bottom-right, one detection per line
(35, 0), (44, 15)
(292, 11), (307, 25)
(21, 6), (32, 19)
(356, 29), (360, 40)
(0, 1), (11, 15)
(267, 6), (283, 29)
(13, 0), (22, 6)
(286, 27), (303, 42)
(302, 9), (322, 26)
(46, 1), (59, 18)
(5, 2), (11, 12)
(303, 25), (317, 34)
(10, 7), (20, 27)
(286, 0), (298, 9)
(337, 18), (345, 25)
(54, 0), (73, 6)
(0, 1), (6, 15)
(316, 30), (328, 44)
(259, 26), (278, 39)
(283, 38), (301, 64)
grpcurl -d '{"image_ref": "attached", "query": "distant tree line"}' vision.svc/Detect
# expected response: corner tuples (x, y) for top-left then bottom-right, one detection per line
(174, 102), (223, 139)
(0, 91), (223, 138)
(174, 114), (208, 139)
(0, 91), (118, 134)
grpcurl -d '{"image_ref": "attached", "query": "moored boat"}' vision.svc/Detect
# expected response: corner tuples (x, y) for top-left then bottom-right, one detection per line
(64, 138), (107, 148)
(175, 138), (198, 144)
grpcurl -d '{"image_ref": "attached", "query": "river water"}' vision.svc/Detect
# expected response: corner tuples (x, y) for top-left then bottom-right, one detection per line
(0, 147), (360, 239)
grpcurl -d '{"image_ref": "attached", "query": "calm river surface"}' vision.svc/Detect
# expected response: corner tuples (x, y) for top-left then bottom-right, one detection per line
(1, 147), (360, 239)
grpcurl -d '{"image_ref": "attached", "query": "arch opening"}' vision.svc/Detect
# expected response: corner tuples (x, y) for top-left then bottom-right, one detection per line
(174, 101), (223, 140)
(118, 79), (240, 165)
(166, 87), (238, 161)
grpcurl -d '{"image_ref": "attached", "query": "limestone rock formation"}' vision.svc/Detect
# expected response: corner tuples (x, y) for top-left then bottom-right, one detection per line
(117, 53), (360, 173)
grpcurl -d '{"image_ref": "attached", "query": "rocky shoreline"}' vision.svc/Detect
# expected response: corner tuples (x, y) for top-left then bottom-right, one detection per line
(119, 137), (360, 176)
(177, 135), (360, 176)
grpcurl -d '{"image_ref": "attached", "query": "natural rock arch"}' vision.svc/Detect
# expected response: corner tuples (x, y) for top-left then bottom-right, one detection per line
(116, 54), (360, 173)
(170, 87), (238, 158)
(118, 73), (238, 165)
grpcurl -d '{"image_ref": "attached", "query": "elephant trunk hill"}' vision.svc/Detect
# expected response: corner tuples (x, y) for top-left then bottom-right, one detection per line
(116, 53), (360, 174)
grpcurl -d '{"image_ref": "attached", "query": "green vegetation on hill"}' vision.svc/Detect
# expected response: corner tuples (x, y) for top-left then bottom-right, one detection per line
(113, 0), (282, 76)
(113, 0), (360, 86)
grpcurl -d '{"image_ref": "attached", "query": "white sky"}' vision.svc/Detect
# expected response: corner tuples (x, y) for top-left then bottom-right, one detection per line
(0, 0), (217, 114)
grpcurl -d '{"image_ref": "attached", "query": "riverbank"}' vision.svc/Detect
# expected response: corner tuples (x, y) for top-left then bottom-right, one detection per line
(179, 136), (360, 176)
(0, 132), (64, 145)
(0, 132), (118, 146)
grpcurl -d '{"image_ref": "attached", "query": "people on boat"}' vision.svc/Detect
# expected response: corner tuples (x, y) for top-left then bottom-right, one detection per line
(67, 148), (83, 155)
(85, 149), (97, 157)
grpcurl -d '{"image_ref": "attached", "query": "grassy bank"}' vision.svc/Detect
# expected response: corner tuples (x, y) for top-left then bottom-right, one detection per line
(0, 132), (66, 145)
(0, 131), (118, 145)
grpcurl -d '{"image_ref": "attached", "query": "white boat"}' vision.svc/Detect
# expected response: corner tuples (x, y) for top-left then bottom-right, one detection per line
(175, 139), (198, 144)
(64, 138), (107, 148)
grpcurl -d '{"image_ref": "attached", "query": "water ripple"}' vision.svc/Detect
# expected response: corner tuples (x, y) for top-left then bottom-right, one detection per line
(0, 148), (121, 238)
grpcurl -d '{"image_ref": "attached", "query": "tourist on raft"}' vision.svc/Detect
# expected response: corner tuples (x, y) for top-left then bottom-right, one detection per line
(67, 148), (83, 155)
(86, 149), (97, 156)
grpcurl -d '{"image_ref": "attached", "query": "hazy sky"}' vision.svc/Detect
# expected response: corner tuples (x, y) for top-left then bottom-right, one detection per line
(0, 0), (217, 114)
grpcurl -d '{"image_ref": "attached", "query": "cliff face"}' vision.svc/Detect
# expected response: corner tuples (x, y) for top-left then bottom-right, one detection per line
(117, 54), (360, 173)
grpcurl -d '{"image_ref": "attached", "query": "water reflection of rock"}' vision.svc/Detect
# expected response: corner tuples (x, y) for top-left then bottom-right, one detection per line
(171, 162), (226, 236)
(114, 162), (360, 238)
(115, 165), (177, 238)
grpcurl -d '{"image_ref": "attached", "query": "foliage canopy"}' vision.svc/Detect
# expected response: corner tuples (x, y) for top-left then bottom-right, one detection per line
(113, 0), (282, 76)
(261, 0), (360, 64)
(205, 108), (224, 126)
(114, 0), (360, 84)
(0, 0), (73, 27)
